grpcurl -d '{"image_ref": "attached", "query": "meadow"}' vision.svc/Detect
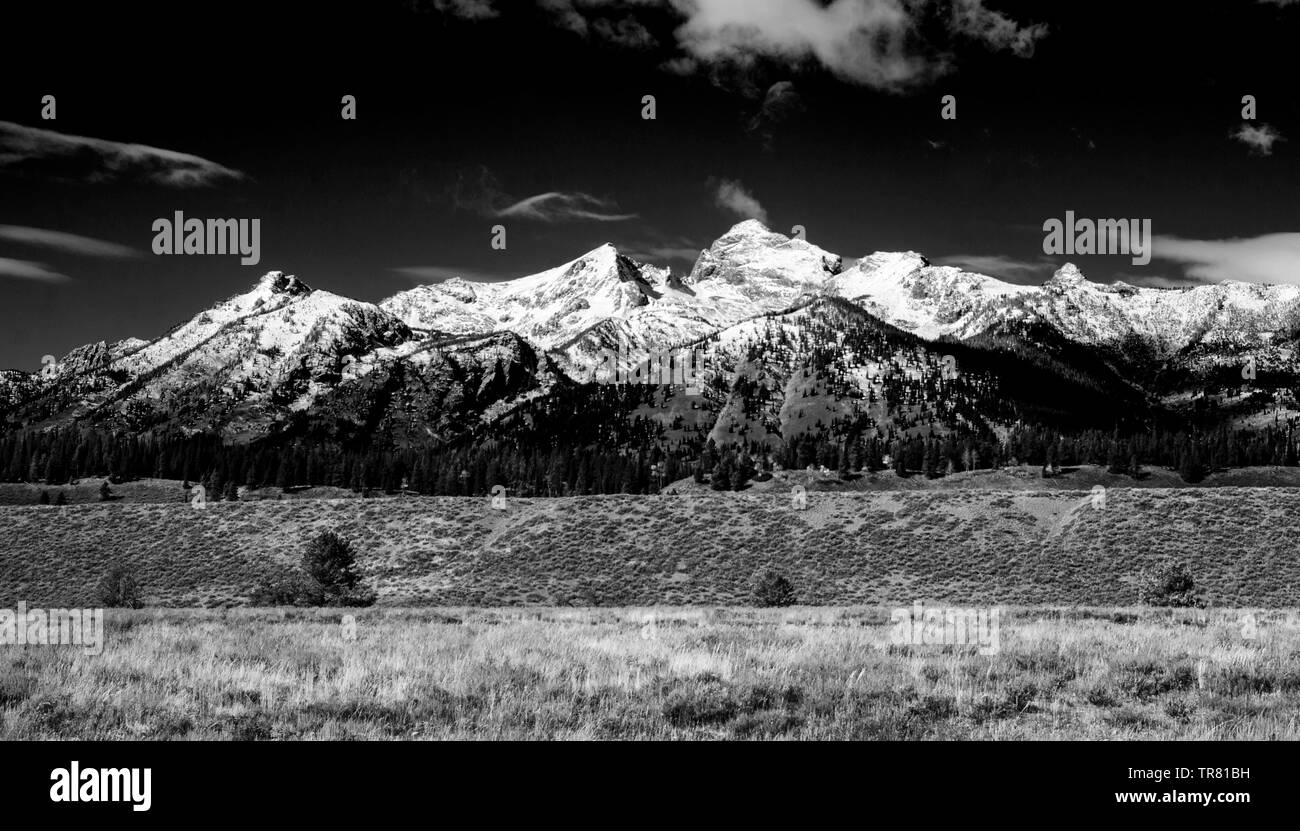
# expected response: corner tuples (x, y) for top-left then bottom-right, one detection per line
(1, 606), (1297, 740)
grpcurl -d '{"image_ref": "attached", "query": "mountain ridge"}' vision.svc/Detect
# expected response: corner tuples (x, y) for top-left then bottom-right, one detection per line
(4, 221), (1299, 447)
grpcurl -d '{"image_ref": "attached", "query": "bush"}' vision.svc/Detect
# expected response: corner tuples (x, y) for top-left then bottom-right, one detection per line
(249, 531), (375, 607)
(751, 567), (796, 607)
(1178, 456), (1206, 483)
(1136, 561), (1204, 607)
(96, 564), (143, 608)
(249, 571), (325, 607)
(303, 531), (367, 599)
(661, 675), (739, 727)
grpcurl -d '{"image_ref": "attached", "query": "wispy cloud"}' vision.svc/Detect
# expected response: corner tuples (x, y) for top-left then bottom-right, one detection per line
(495, 191), (636, 223)
(1152, 233), (1300, 285)
(1232, 123), (1285, 156)
(431, 1), (1046, 92)
(1110, 271), (1206, 289)
(449, 167), (634, 223)
(933, 253), (1057, 282)
(537, 0), (659, 47)
(0, 257), (71, 284)
(666, 0), (1044, 91)
(392, 265), (515, 283)
(713, 179), (768, 224)
(624, 242), (704, 264)
(0, 121), (245, 187)
(0, 225), (141, 258)
(410, 0), (499, 19)
(746, 80), (804, 148)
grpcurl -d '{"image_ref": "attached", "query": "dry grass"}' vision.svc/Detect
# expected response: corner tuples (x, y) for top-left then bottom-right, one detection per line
(2, 606), (1298, 740)
(2, 489), (1300, 607)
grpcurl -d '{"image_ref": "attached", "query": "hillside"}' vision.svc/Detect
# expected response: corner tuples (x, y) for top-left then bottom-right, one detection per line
(3, 488), (1298, 608)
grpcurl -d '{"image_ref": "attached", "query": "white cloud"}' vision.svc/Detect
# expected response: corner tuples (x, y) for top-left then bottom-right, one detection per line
(948, 0), (1047, 58)
(495, 191), (636, 222)
(1232, 123), (1285, 155)
(0, 225), (141, 258)
(669, 0), (1045, 90)
(428, 0), (498, 19)
(713, 179), (768, 224)
(0, 257), (70, 283)
(933, 253), (1055, 282)
(430, 1), (1047, 91)
(1152, 233), (1300, 285)
(0, 121), (244, 187)
(625, 244), (703, 263)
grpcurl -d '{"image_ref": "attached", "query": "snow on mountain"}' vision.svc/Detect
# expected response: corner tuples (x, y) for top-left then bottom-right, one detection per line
(377, 282), (498, 338)
(382, 244), (660, 349)
(382, 221), (844, 356)
(7, 219), (1300, 442)
(832, 256), (1300, 356)
(831, 253), (1035, 340)
(11, 271), (416, 437)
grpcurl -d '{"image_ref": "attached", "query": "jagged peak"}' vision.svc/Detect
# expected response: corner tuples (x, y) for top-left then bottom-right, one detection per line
(713, 219), (791, 249)
(854, 250), (930, 271)
(724, 218), (773, 236)
(255, 271), (312, 296)
(1045, 262), (1087, 287)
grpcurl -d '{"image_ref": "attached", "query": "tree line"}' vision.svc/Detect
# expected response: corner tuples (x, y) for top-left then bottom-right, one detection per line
(2, 420), (1297, 498)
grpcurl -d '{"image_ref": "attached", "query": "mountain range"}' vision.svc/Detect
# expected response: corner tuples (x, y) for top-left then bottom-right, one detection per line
(5, 220), (1299, 451)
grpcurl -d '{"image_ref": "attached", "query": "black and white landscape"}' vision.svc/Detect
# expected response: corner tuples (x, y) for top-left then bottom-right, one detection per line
(1, 0), (1298, 752)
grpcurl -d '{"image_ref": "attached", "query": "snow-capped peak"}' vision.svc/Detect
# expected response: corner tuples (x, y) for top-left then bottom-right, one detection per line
(1045, 262), (1087, 288)
(255, 271), (312, 296)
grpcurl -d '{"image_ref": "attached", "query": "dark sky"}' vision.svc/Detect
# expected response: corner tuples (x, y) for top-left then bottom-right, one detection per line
(1, 0), (1297, 370)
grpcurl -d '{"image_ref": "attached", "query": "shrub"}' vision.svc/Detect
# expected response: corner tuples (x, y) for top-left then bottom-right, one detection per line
(249, 571), (325, 607)
(1179, 455), (1206, 483)
(96, 564), (143, 609)
(1085, 684), (1118, 708)
(302, 531), (374, 606)
(661, 675), (739, 727)
(249, 531), (375, 607)
(750, 567), (797, 607)
(1137, 561), (1204, 607)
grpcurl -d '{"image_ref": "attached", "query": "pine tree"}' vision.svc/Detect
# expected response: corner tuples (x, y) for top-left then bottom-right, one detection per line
(1107, 443), (1127, 475)
(1179, 453), (1205, 484)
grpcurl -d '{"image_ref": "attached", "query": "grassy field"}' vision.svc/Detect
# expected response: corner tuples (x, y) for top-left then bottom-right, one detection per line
(2, 486), (1300, 607)
(1, 606), (1297, 740)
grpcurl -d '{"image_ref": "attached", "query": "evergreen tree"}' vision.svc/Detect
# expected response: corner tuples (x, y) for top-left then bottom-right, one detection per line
(1179, 453), (1205, 484)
